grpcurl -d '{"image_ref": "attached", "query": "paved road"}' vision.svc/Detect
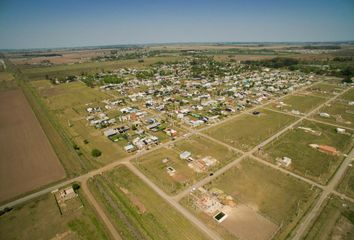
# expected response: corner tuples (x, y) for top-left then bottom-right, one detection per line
(81, 179), (123, 240)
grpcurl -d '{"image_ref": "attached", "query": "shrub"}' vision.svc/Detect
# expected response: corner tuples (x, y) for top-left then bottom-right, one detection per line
(91, 149), (102, 157)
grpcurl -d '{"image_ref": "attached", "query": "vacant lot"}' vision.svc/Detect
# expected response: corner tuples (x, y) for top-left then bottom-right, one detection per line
(0, 72), (14, 81)
(304, 196), (354, 240)
(337, 165), (354, 198)
(133, 136), (239, 195)
(313, 100), (354, 129)
(267, 94), (326, 114)
(339, 88), (354, 102)
(203, 109), (296, 151)
(0, 189), (110, 240)
(88, 166), (208, 240)
(182, 158), (320, 240)
(304, 83), (344, 98)
(0, 89), (65, 203)
(260, 120), (353, 184)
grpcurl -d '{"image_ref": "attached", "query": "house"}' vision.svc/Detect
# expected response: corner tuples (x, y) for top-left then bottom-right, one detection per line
(319, 112), (330, 118)
(336, 128), (346, 134)
(318, 145), (337, 155)
(124, 144), (135, 153)
(180, 151), (191, 160)
(279, 157), (292, 167)
(103, 128), (118, 137)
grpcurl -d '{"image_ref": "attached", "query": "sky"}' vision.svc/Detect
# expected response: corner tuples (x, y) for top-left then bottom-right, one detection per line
(0, 0), (353, 49)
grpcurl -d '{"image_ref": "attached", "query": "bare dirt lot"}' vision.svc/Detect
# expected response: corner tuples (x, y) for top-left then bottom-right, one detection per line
(221, 204), (278, 240)
(0, 89), (65, 203)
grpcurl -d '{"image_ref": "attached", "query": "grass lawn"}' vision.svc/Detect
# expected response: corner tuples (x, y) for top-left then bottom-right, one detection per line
(33, 80), (112, 111)
(304, 83), (344, 98)
(312, 100), (354, 129)
(339, 88), (354, 102)
(88, 166), (208, 240)
(260, 120), (353, 184)
(0, 72), (14, 81)
(337, 165), (354, 199)
(133, 147), (201, 195)
(133, 135), (240, 195)
(0, 188), (110, 240)
(304, 195), (354, 240)
(203, 108), (296, 151)
(182, 158), (320, 240)
(267, 94), (326, 114)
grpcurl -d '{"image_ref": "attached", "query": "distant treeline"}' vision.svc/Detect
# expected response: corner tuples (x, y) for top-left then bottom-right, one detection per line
(23, 53), (63, 58)
(303, 45), (341, 50)
(242, 57), (299, 68)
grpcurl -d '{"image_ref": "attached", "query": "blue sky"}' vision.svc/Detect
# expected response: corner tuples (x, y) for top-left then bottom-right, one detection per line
(0, 0), (353, 49)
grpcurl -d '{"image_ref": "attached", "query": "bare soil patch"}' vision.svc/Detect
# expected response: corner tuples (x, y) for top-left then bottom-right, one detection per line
(221, 204), (278, 240)
(0, 89), (65, 203)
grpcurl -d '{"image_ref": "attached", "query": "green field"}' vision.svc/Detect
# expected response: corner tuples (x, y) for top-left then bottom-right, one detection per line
(260, 120), (353, 184)
(337, 165), (354, 198)
(88, 166), (208, 240)
(267, 94), (326, 114)
(339, 88), (354, 102)
(304, 196), (354, 240)
(21, 56), (183, 80)
(133, 135), (239, 195)
(203, 108), (296, 151)
(181, 158), (320, 240)
(0, 188), (110, 240)
(31, 80), (128, 167)
(304, 83), (344, 98)
(313, 100), (354, 129)
(0, 72), (14, 81)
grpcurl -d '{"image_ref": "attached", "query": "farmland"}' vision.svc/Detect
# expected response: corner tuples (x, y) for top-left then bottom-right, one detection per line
(304, 195), (354, 240)
(337, 165), (354, 198)
(203, 108), (296, 151)
(259, 120), (353, 184)
(0, 188), (110, 240)
(133, 135), (240, 195)
(181, 158), (320, 240)
(0, 89), (65, 203)
(88, 165), (209, 240)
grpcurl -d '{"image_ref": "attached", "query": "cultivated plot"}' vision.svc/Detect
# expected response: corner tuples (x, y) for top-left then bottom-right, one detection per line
(203, 108), (296, 151)
(133, 135), (240, 195)
(0, 89), (65, 203)
(259, 120), (353, 184)
(88, 166), (209, 240)
(304, 195), (354, 240)
(0, 188), (110, 240)
(337, 164), (354, 199)
(339, 88), (354, 102)
(181, 158), (320, 240)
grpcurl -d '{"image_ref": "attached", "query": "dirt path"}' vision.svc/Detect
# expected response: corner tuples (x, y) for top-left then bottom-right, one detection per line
(81, 179), (122, 240)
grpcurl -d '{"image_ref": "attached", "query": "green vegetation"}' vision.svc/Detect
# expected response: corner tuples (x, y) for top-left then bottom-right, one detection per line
(261, 120), (353, 184)
(133, 135), (239, 195)
(313, 100), (354, 129)
(267, 94), (326, 114)
(184, 158), (320, 240)
(91, 149), (102, 157)
(0, 191), (110, 240)
(204, 108), (296, 151)
(304, 196), (354, 240)
(337, 166), (354, 198)
(88, 166), (208, 240)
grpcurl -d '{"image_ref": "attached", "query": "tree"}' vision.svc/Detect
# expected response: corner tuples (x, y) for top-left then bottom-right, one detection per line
(91, 148), (102, 157)
(342, 75), (353, 84)
(72, 183), (80, 191)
